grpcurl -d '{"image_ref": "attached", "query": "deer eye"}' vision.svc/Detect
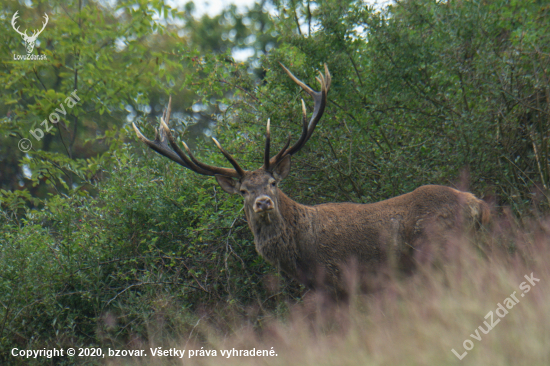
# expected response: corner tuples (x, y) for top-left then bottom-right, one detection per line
(270, 181), (276, 187)
(240, 190), (247, 196)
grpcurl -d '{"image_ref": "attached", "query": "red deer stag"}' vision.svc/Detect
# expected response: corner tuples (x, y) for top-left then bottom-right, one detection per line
(133, 64), (490, 297)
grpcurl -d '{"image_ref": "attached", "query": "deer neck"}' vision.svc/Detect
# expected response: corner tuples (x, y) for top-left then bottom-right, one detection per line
(245, 190), (309, 276)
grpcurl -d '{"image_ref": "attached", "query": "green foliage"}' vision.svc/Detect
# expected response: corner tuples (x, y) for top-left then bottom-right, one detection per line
(0, 0), (188, 203)
(266, 0), (550, 211)
(0, 1), (291, 361)
(0, 143), (298, 364)
(1, 0), (550, 362)
(182, 1), (278, 57)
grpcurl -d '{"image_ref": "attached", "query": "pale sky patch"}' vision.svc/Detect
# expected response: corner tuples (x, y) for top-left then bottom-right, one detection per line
(165, 0), (392, 60)
(169, 0), (258, 18)
(169, 0), (391, 18)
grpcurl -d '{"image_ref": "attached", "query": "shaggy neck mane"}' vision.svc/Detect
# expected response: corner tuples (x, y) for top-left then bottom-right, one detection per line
(246, 190), (302, 233)
(245, 189), (308, 276)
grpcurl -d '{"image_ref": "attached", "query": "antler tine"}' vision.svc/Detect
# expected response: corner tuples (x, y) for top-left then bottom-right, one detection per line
(34, 13), (48, 37)
(264, 119), (271, 171)
(304, 69), (329, 143)
(11, 11), (27, 37)
(158, 115), (215, 176)
(179, 140), (241, 178)
(132, 97), (183, 166)
(134, 97), (243, 178)
(163, 96), (172, 126)
(279, 62), (315, 97)
(269, 64), (331, 167)
(212, 138), (246, 177)
(159, 111), (242, 178)
(132, 121), (190, 169)
(268, 100), (306, 170)
(286, 99), (308, 154)
(324, 63), (332, 90)
(133, 102), (208, 174)
(271, 133), (291, 166)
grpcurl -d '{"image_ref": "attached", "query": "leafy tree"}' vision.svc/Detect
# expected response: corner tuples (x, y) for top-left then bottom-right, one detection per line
(0, 0), (277, 205)
(1, 0), (550, 362)
(264, 0), (550, 211)
(0, 1), (291, 361)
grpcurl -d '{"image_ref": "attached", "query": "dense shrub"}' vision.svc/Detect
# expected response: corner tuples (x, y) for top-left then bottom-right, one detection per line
(1, 142), (304, 364)
(1, 0), (550, 364)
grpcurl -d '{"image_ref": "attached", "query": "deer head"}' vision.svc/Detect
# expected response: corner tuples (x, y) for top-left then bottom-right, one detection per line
(12, 11), (49, 54)
(132, 64), (331, 223)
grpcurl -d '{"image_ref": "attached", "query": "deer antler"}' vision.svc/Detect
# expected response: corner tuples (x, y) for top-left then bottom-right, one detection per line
(11, 11), (27, 37)
(134, 64), (330, 178)
(264, 63), (331, 171)
(133, 97), (245, 178)
(28, 13), (49, 41)
(32, 13), (49, 39)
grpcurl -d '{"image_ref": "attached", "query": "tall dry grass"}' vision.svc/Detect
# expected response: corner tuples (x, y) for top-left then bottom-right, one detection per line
(106, 211), (550, 366)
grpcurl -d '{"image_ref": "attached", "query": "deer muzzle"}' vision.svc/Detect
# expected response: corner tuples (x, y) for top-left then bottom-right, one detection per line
(254, 196), (274, 213)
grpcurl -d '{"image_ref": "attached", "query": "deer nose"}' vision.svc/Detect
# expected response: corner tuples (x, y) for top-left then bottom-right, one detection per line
(254, 196), (274, 212)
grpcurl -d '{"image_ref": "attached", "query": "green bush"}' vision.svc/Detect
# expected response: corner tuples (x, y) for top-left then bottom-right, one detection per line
(0, 141), (302, 364)
(2, 0), (550, 364)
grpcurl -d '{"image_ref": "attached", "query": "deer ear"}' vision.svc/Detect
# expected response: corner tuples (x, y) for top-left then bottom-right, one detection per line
(273, 155), (291, 181)
(215, 175), (241, 195)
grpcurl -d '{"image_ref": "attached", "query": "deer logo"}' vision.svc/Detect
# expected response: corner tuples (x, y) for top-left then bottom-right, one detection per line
(11, 11), (49, 54)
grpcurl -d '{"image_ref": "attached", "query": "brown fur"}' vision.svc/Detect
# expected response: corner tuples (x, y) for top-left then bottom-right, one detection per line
(134, 66), (490, 298)
(217, 163), (490, 297)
